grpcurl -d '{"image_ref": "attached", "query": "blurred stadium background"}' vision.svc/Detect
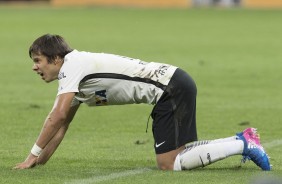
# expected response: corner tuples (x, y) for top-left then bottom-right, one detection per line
(0, 0), (282, 8)
(0, 0), (281, 183)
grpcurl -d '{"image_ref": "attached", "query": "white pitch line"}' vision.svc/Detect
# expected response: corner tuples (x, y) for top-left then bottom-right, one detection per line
(263, 139), (282, 148)
(65, 168), (152, 184)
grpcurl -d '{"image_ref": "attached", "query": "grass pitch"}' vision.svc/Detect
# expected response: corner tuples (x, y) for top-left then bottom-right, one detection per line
(0, 5), (281, 184)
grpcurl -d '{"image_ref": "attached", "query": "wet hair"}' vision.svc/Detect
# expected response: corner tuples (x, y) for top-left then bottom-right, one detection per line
(29, 34), (73, 63)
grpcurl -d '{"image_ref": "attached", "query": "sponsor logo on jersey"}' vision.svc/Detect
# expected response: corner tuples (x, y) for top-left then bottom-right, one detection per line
(58, 72), (66, 80)
(156, 65), (169, 76)
(95, 90), (108, 105)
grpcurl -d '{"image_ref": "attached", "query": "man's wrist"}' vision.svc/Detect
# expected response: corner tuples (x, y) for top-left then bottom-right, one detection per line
(30, 143), (42, 157)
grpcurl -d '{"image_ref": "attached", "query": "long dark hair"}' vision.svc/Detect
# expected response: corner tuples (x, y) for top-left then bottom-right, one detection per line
(29, 34), (73, 63)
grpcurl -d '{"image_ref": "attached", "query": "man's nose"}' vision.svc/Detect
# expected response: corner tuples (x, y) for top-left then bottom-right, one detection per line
(32, 64), (38, 71)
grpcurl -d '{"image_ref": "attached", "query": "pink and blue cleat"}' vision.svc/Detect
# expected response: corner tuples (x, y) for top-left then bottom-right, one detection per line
(236, 128), (271, 171)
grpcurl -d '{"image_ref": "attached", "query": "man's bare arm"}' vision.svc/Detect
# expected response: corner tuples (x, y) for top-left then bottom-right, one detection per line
(14, 92), (77, 169)
(37, 104), (79, 165)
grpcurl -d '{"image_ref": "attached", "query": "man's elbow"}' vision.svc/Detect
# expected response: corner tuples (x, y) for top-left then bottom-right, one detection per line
(48, 111), (68, 128)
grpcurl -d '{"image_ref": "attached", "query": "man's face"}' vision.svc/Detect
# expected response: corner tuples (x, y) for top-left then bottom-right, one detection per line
(31, 53), (62, 83)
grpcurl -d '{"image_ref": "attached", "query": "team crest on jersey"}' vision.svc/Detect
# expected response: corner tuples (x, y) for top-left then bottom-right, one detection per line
(95, 90), (108, 105)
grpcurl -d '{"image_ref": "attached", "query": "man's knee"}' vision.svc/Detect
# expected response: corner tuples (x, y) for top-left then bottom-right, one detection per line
(156, 146), (185, 170)
(157, 162), (173, 170)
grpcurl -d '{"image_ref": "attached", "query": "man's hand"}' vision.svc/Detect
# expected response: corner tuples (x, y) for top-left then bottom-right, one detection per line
(13, 154), (38, 170)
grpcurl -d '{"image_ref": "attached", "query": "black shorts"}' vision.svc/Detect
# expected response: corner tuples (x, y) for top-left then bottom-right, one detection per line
(151, 68), (198, 154)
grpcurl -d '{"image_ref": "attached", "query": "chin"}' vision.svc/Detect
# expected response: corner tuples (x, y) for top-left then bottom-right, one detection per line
(44, 78), (56, 83)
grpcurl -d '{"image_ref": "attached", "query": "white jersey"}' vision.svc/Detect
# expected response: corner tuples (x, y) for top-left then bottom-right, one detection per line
(57, 50), (177, 106)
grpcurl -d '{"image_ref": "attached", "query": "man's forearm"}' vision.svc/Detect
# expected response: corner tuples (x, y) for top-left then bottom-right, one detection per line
(37, 104), (79, 165)
(37, 124), (69, 165)
(13, 94), (78, 170)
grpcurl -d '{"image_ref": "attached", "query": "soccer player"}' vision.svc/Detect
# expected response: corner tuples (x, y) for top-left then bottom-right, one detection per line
(14, 34), (271, 171)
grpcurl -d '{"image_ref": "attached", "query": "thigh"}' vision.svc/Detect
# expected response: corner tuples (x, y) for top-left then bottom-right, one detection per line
(151, 94), (178, 154)
(151, 68), (198, 155)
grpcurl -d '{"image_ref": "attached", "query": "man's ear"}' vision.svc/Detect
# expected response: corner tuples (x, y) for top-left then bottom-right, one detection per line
(54, 56), (63, 65)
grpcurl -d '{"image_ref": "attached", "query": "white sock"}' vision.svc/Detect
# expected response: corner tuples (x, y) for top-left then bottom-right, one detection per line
(174, 140), (244, 171)
(209, 136), (237, 144)
(185, 136), (237, 149)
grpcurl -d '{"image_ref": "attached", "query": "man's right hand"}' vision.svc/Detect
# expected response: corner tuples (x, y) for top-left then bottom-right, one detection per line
(13, 153), (38, 170)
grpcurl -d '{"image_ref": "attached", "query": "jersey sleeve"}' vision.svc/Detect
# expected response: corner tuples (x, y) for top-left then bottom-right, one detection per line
(57, 60), (84, 96)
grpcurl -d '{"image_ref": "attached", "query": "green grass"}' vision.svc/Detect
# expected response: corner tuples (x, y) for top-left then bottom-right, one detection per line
(0, 5), (282, 184)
